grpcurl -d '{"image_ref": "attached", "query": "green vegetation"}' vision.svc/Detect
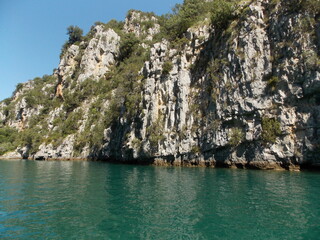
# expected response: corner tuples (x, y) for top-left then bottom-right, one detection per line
(86, 19), (124, 38)
(155, 0), (237, 43)
(191, 145), (201, 154)
(147, 115), (166, 152)
(229, 127), (244, 146)
(60, 25), (84, 58)
(303, 50), (320, 70)
(67, 25), (83, 45)
(261, 118), (281, 143)
(210, 0), (236, 30)
(0, 74), (64, 154)
(207, 58), (228, 83)
(162, 61), (173, 75)
(18, 128), (44, 154)
(73, 99), (102, 153)
(127, 10), (157, 33)
(271, 0), (320, 14)
(15, 83), (24, 92)
(119, 33), (140, 61)
(23, 75), (58, 109)
(0, 126), (45, 155)
(302, 0), (320, 14)
(131, 138), (142, 149)
(46, 109), (83, 148)
(205, 119), (221, 134)
(0, 127), (18, 155)
(161, 0), (207, 39)
(267, 76), (279, 92)
(104, 19), (124, 32)
(72, 32), (149, 154)
(1, 100), (15, 122)
(204, 58), (229, 103)
(127, 9), (157, 20)
(60, 110), (83, 136)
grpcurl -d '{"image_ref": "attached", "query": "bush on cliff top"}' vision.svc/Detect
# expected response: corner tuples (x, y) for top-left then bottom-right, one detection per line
(118, 33), (140, 61)
(67, 25), (83, 45)
(210, 0), (236, 30)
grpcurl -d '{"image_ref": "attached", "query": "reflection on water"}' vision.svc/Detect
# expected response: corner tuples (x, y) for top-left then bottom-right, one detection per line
(0, 160), (319, 239)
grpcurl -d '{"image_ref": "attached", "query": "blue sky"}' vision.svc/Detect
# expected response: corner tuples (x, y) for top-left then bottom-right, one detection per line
(0, 0), (182, 101)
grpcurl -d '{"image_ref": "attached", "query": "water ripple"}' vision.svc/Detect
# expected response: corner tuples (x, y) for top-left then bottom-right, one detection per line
(0, 160), (320, 239)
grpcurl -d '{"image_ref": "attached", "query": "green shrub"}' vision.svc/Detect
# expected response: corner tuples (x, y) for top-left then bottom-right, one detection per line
(119, 33), (140, 61)
(2, 102), (15, 121)
(303, 50), (320, 70)
(126, 9), (156, 21)
(15, 83), (24, 92)
(261, 118), (281, 143)
(155, 0), (236, 41)
(126, 10), (157, 32)
(147, 116), (166, 152)
(267, 76), (279, 92)
(2, 98), (12, 106)
(74, 97), (117, 154)
(111, 45), (148, 119)
(206, 119), (221, 133)
(79, 78), (99, 97)
(141, 20), (156, 30)
(17, 128), (43, 154)
(67, 25), (83, 45)
(229, 127), (244, 146)
(46, 110), (83, 149)
(162, 61), (173, 75)
(60, 110), (83, 136)
(273, 0), (319, 14)
(0, 127), (18, 155)
(63, 92), (81, 113)
(132, 138), (142, 149)
(73, 132), (89, 155)
(71, 42), (148, 154)
(18, 75), (58, 109)
(75, 120), (106, 153)
(89, 122), (106, 150)
(170, 37), (189, 53)
(60, 25), (84, 58)
(191, 145), (201, 154)
(207, 58), (227, 86)
(210, 0), (236, 30)
(104, 19), (124, 32)
(160, 0), (207, 40)
(24, 89), (46, 108)
(302, 0), (320, 14)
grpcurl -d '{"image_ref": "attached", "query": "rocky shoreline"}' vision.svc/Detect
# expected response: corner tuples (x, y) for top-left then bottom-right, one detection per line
(2, 154), (320, 172)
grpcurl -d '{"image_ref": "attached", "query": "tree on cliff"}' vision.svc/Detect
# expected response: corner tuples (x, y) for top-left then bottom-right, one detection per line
(162, 0), (206, 39)
(67, 25), (83, 44)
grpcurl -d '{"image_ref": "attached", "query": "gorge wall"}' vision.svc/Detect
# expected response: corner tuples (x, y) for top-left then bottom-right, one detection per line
(1, 0), (319, 170)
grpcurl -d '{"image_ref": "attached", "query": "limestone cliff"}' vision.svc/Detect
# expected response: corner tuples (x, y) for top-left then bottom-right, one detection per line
(0, 0), (319, 170)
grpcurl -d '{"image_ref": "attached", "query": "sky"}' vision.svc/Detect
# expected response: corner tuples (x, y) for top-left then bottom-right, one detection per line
(0, 0), (182, 101)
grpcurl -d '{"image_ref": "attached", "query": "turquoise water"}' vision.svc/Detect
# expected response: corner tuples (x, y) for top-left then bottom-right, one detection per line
(0, 160), (319, 240)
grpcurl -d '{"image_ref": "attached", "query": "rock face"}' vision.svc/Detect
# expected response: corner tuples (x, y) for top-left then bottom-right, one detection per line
(0, 1), (319, 170)
(123, 10), (160, 41)
(77, 27), (120, 82)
